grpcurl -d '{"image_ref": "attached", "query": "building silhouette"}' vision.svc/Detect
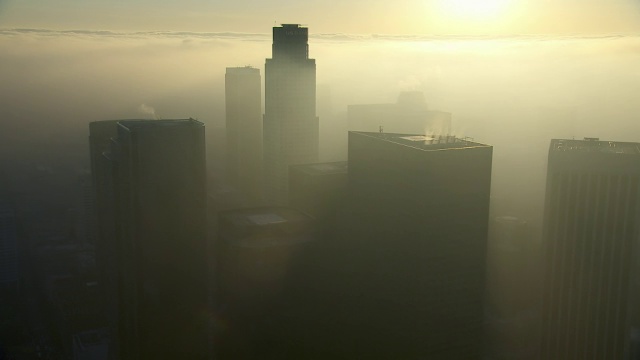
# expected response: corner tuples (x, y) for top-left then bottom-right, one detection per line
(90, 119), (209, 360)
(225, 66), (263, 202)
(0, 200), (19, 291)
(215, 206), (317, 359)
(73, 329), (110, 360)
(540, 138), (640, 359)
(485, 216), (540, 359)
(263, 24), (319, 204)
(327, 131), (492, 358)
(88, 120), (121, 359)
(348, 91), (451, 135)
(289, 161), (347, 224)
(74, 172), (95, 245)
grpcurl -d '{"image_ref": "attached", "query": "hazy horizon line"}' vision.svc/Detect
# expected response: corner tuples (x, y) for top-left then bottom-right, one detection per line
(1, 28), (638, 42)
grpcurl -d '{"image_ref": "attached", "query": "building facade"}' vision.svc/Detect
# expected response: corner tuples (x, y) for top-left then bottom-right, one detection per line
(88, 120), (121, 359)
(225, 66), (263, 201)
(336, 131), (492, 358)
(263, 24), (319, 204)
(540, 138), (640, 359)
(91, 119), (209, 360)
(289, 161), (347, 223)
(0, 200), (19, 290)
(215, 206), (317, 358)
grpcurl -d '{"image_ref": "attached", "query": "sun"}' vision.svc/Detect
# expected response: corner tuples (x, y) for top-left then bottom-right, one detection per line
(435, 0), (513, 22)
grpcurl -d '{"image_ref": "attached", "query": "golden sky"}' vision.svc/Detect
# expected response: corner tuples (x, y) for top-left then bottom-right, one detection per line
(1, 0), (639, 35)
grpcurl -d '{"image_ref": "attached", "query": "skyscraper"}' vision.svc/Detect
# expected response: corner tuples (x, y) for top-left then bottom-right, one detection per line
(91, 119), (209, 360)
(289, 161), (348, 223)
(540, 138), (640, 359)
(88, 120), (121, 359)
(263, 24), (319, 204)
(331, 131), (492, 358)
(0, 200), (18, 291)
(225, 66), (262, 201)
(215, 206), (317, 359)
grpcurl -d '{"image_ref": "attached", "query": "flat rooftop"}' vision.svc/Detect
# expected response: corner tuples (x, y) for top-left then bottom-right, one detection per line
(118, 118), (202, 130)
(551, 138), (640, 155)
(219, 207), (315, 247)
(351, 131), (490, 151)
(290, 161), (348, 175)
(220, 206), (312, 227)
(226, 66), (259, 74)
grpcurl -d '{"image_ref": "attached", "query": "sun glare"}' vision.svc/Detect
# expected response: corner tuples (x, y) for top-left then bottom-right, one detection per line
(436, 0), (513, 22)
(425, 0), (519, 34)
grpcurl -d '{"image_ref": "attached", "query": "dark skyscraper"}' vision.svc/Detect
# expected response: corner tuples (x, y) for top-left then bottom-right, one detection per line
(289, 161), (347, 222)
(91, 119), (209, 360)
(0, 200), (18, 290)
(334, 131), (493, 358)
(263, 24), (319, 204)
(225, 66), (262, 201)
(89, 119), (121, 360)
(215, 206), (317, 359)
(540, 138), (640, 360)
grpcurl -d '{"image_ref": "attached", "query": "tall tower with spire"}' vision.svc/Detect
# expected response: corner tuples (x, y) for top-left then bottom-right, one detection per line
(263, 24), (319, 204)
